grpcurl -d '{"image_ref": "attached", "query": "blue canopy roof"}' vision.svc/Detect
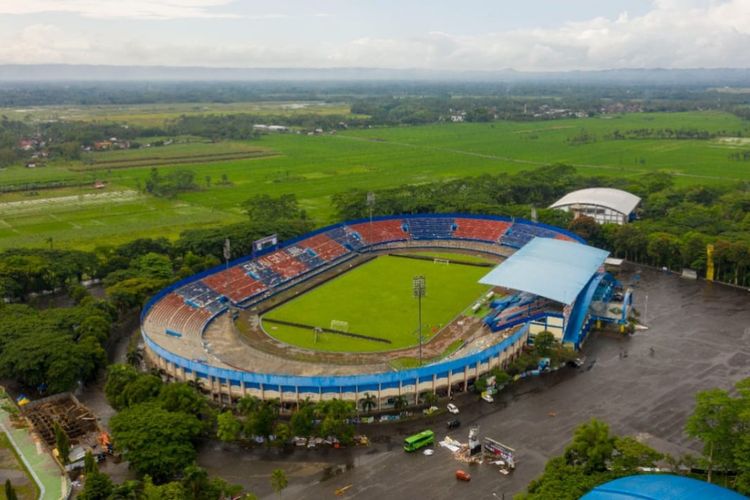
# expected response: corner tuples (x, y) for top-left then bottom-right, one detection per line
(479, 237), (609, 305)
(581, 474), (747, 500)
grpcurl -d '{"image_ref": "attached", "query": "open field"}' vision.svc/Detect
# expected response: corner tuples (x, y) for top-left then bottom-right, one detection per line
(262, 256), (490, 352)
(0, 111), (749, 249)
(78, 140), (276, 170)
(1, 101), (358, 126)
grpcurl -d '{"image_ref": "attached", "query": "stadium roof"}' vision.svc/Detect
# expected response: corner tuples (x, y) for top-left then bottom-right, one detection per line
(479, 238), (609, 305)
(581, 474), (747, 500)
(550, 188), (641, 216)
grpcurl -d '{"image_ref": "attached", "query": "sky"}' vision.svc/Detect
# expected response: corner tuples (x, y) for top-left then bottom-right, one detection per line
(0, 0), (748, 71)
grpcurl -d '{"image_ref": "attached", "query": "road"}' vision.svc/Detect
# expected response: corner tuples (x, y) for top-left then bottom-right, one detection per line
(196, 266), (750, 499)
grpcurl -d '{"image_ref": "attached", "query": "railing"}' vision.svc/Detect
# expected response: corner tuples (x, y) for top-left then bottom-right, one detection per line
(142, 324), (529, 391)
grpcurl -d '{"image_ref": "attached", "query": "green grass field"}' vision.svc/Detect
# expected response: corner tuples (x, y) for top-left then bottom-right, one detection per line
(262, 256), (490, 352)
(1, 101), (358, 126)
(1, 110), (749, 249)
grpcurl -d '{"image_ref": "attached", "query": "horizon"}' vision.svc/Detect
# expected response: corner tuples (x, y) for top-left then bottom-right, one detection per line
(0, 1), (749, 72)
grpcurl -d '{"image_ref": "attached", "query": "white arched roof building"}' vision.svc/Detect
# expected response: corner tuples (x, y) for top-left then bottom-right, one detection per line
(550, 188), (641, 225)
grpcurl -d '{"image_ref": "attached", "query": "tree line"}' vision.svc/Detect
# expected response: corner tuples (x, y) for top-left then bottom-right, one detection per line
(332, 165), (750, 287)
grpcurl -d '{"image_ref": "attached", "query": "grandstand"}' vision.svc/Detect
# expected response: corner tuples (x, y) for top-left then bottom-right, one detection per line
(141, 213), (625, 407)
(479, 238), (631, 348)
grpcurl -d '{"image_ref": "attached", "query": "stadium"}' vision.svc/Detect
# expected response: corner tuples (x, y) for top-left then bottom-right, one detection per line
(141, 214), (633, 410)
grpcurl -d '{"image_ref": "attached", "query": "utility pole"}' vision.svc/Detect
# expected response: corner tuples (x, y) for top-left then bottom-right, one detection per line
(223, 238), (231, 291)
(413, 275), (426, 366)
(366, 191), (375, 251)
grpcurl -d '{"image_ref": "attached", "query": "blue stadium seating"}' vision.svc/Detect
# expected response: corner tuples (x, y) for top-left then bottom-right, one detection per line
(288, 246), (326, 269)
(177, 282), (223, 308)
(327, 227), (365, 250)
(500, 223), (562, 248)
(243, 262), (284, 287)
(406, 217), (456, 240)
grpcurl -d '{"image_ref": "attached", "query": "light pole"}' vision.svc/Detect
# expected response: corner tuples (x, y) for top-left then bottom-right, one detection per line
(366, 192), (375, 251)
(413, 275), (426, 366)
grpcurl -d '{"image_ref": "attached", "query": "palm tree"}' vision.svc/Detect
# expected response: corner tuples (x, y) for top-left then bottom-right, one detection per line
(421, 391), (438, 406)
(126, 348), (143, 368)
(270, 468), (288, 498)
(359, 393), (377, 413)
(393, 395), (409, 412)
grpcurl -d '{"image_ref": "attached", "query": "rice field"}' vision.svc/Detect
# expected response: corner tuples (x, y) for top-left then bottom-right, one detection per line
(0, 110), (748, 249)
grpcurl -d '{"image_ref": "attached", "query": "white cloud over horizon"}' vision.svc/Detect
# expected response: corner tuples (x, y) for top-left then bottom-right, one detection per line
(0, 0), (749, 71)
(0, 0), (238, 20)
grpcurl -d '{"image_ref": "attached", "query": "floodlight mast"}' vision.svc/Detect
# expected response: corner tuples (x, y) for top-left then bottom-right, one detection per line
(366, 192), (375, 252)
(413, 275), (426, 366)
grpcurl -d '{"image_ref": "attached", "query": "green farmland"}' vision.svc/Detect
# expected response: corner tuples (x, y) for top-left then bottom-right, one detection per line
(0, 111), (749, 249)
(262, 255), (490, 353)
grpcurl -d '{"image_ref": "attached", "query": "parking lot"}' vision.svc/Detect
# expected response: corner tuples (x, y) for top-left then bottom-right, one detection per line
(198, 266), (750, 499)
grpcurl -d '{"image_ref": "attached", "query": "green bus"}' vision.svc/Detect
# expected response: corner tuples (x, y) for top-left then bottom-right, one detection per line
(403, 430), (435, 452)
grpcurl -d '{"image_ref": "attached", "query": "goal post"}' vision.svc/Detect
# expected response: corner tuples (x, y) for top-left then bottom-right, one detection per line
(433, 258), (450, 265)
(330, 320), (350, 332)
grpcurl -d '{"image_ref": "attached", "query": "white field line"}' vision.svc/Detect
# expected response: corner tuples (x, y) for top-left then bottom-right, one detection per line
(0, 190), (141, 216)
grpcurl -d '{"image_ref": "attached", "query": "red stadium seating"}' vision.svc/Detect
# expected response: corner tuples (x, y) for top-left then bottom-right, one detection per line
(348, 219), (407, 245)
(299, 234), (348, 261)
(453, 218), (511, 242)
(258, 249), (308, 279)
(203, 268), (266, 303)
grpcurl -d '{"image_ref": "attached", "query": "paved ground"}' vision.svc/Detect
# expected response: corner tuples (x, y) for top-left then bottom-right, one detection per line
(197, 266), (750, 499)
(0, 394), (68, 500)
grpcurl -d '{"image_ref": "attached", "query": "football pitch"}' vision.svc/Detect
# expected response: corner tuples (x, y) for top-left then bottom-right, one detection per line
(261, 255), (491, 353)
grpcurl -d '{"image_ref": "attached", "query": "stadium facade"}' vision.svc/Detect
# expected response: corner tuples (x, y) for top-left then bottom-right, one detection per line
(141, 214), (630, 406)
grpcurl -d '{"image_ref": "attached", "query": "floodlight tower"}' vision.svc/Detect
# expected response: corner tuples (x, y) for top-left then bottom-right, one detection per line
(223, 238), (231, 290)
(413, 275), (426, 366)
(366, 192), (375, 252)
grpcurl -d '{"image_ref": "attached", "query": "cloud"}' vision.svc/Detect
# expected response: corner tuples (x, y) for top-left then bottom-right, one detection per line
(0, 0), (239, 20)
(1, 0), (750, 70)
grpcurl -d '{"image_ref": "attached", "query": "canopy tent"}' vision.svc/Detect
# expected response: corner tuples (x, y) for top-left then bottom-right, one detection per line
(479, 238), (609, 305)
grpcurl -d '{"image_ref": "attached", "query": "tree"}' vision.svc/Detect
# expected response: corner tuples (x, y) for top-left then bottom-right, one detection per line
(568, 216), (602, 245)
(246, 400), (278, 445)
(686, 388), (738, 483)
(104, 364), (139, 410)
(4, 479), (17, 500)
(533, 331), (557, 357)
(216, 411), (242, 442)
(270, 469), (288, 498)
(54, 422), (70, 465)
(110, 402), (202, 483)
(519, 419), (663, 500)
(317, 399), (356, 444)
(421, 391), (438, 406)
(274, 422), (291, 447)
(242, 193), (307, 223)
(393, 395), (409, 411)
(126, 347), (143, 368)
(158, 382), (208, 416)
(564, 419), (615, 473)
(290, 403), (315, 437)
(611, 436), (663, 472)
(237, 395), (261, 416)
(84, 451), (97, 474)
(79, 471), (114, 500)
(142, 475), (186, 500)
(360, 393), (377, 413)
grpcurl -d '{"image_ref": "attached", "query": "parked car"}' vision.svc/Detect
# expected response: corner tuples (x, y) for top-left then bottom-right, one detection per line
(481, 392), (494, 403)
(447, 419), (461, 429)
(447, 403), (459, 414)
(455, 470), (471, 481)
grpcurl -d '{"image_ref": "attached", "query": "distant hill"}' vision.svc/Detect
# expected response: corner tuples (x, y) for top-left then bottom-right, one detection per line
(1, 64), (750, 85)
